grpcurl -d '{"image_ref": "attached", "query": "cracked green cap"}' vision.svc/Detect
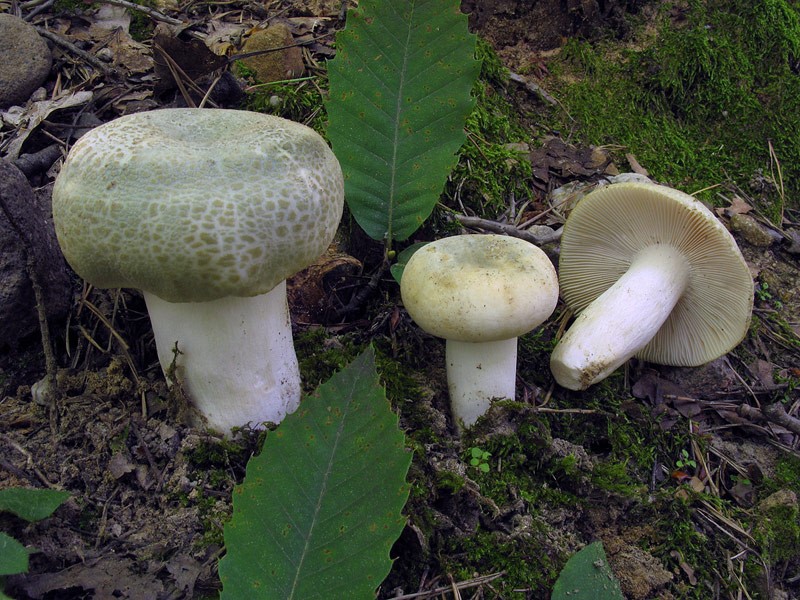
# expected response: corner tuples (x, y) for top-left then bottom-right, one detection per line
(52, 108), (344, 302)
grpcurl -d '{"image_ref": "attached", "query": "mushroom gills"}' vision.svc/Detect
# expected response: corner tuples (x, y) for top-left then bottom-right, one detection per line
(550, 244), (691, 390)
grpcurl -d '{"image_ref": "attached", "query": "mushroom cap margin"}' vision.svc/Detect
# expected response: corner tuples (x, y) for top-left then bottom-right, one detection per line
(52, 108), (344, 303)
(400, 234), (559, 342)
(558, 181), (754, 366)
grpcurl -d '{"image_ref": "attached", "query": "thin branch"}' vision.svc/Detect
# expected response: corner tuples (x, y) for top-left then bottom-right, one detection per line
(36, 27), (112, 76)
(100, 0), (183, 26)
(455, 214), (562, 245)
(762, 402), (800, 436)
(390, 572), (505, 600)
(508, 71), (558, 106)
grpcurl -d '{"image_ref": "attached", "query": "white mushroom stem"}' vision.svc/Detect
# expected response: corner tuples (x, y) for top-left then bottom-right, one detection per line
(446, 338), (518, 428)
(550, 245), (691, 390)
(142, 280), (301, 434)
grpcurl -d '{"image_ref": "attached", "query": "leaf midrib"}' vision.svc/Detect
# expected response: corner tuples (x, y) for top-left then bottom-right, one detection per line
(385, 1), (416, 245)
(287, 376), (360, 598)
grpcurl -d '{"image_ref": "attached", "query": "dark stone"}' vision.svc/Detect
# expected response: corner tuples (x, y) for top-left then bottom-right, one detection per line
(0, 14), (53, 107)
(0, 161), (72, 349)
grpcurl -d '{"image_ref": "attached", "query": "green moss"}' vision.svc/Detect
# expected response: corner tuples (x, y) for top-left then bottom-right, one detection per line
(442, 529), (560, 597)
(446, 38), (536, 216)
(184, 437), (253, 471)
(590, 460), (645, 497)
(650, 498), (722, 597)
(127, 1), (156, 42)
(753, 496), (800, 564)
(245, 77), (328, 134)
(53, 0), (93, 13)
(294, 328), (362, 392)
(547, 0), (800, 210)
(765, 454), (800, 497)
(435, 470), (466, 494)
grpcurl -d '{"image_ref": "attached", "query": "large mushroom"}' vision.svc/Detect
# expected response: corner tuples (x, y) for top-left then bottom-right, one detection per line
(400, 234), (558, 428)
(550, 181), (753, 390)
(52, 108), (344, 435)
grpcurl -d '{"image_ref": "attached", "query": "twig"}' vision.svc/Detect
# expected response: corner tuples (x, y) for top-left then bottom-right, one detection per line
(100, 0), (183, 26)
(27, 251), (61, 434)
(226, 33), (335, 65)
(0, 433), (59, 488)
(508, 71), (558, 106)
(762, 402), (800, 436)
(390, 572), (505, 599)
(36, 27), (112, 76)
(455, 214), (562, 245)
(22, 0), (55, 21)
(0, 165), (61, 433)
(14, 144), (63, 178)
(737, 402), (800, 436)
(336, 260), (388, 318)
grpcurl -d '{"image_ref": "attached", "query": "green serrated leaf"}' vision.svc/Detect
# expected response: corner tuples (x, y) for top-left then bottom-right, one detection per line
(551, 542), (625, 600)
(0, 488), (70, 523)
(0, 532), (30, 576)
(326, 0), (480, 242)
(219, 347), (411, 600)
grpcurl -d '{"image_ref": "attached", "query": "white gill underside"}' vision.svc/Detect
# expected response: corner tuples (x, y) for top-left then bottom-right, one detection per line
(550, 245), (691, 390)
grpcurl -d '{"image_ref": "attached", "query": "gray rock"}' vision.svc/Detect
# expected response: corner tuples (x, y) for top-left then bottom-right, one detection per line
(730, 213), (780, 247)
(0, 161), (72, 349)
(0, 14), (53, 108)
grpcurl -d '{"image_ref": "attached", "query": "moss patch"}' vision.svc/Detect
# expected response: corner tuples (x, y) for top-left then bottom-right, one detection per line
(546, 0), (800, 212)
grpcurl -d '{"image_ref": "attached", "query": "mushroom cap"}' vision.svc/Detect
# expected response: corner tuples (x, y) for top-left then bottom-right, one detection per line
(558, 181), (754, 366)
(52, 108), (344, 303)
(400, 234), (558, 342)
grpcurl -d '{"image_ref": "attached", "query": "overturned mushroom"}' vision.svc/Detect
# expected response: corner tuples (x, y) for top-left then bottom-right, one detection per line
(550, 181), (753, 390)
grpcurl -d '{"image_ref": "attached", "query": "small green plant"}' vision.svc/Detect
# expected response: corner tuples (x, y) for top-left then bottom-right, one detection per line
(675, 448), (697, 471)
(468, 446), (492, 473)
(0, 488), (70, 594)
(756, 282), (773, 303)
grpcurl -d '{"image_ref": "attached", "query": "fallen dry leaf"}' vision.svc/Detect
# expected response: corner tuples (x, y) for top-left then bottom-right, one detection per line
(1, 91), (93, 159)
(716, 195), (753, 218)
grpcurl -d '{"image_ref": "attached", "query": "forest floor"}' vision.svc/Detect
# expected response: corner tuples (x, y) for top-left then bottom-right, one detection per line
(1, 0), (800, 599)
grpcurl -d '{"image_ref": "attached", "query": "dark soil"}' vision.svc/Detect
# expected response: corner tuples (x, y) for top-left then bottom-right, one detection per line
(2, 0), (800, 599)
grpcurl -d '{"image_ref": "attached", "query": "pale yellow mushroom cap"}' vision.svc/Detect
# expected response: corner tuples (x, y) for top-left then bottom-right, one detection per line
(52, 108), (344, 303)
(400, 234), (558, 342)
(558, 181), (754, 366)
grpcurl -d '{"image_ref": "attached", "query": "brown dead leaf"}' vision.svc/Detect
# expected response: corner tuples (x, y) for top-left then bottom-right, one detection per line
(20, 557), (165, 600)
(625, 153), (649, 176)
(747, 358), (779, 390)
(152, 24), (227, 96)
(101, 28), (153, 74)
(166, 554), (202, 596)
(205, 20), (247, 56)
(728, 480), (756, 507)
(1, 91), (93, 159)
(716, 195), (753, 218)
(108, 452), (136, 479)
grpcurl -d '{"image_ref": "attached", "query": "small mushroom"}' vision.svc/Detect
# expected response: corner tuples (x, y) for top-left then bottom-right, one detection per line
(400, 234), (558, 428)
(550, 181), (753, 390)
(52, 108), (344, 435)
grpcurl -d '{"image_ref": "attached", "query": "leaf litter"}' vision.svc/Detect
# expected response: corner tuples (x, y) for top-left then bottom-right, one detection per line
(1, 0), (800, 598)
